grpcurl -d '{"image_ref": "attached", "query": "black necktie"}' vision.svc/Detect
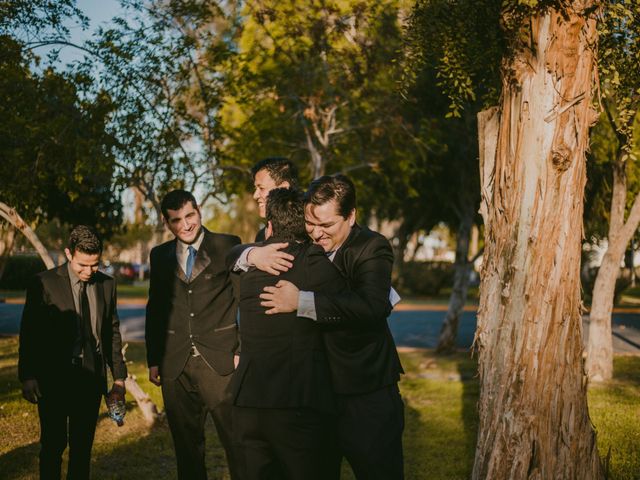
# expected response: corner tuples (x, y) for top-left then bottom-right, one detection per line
(80, 282), (97, 373)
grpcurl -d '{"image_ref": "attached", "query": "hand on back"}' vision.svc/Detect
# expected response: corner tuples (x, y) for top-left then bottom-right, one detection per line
(248, 243), (294, 275)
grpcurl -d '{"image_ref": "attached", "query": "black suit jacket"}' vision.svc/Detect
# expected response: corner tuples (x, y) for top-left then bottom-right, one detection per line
(145, 228), (241, 380)
(317, 224), (404, 395)
(254, 226), (266, 243)
(229, 238), (345, 413)
(18, 264), (127, 392)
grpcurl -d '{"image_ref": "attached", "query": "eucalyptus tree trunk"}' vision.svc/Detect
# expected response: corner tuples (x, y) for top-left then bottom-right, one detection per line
(473, 5), (602, 479)
(0, 203), (54, 269)
(587, 159), (640, 382)
(436, 210), (473, 353)
(0, 224), (16, 281)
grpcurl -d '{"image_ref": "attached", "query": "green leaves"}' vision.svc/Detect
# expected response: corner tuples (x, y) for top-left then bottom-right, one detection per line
(405, 0), (504, 117)
(220, 0), (411, 188)
(598, 0), (640, 145)
(0, 37), (121, 235)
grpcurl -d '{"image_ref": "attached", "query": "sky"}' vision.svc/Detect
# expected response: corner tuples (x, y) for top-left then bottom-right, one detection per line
(54, 0), (123, 66)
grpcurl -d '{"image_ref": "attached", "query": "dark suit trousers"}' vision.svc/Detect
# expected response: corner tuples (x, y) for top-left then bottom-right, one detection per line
(336, 384), (405, 480)
(37, 365), (103, 480)
(161, 354), (239, 480)
(232, 406), (336, 480)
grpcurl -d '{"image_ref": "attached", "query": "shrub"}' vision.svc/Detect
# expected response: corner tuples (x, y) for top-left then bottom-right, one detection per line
(399, 261), (455, 296)
(0, 255), (47, 290)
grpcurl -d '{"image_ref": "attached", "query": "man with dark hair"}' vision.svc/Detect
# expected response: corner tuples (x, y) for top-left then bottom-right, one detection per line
(260, 174), (405, 480)
(19, 225), (127, 480)
(251, 157), (298, 242)
(145, 189), (242, 480)
(228, 187), (345, 480)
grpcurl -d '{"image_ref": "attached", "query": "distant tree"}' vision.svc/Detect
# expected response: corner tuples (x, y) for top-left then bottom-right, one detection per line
(585, 1), (640, 382)
(219, 0), (412, 186)
(0, 1), (120, 269)
(404, 0), (504, 353)
(0, 37), (121, 235)
(0, 0), (87, 44)
(58, 0), (239, 240)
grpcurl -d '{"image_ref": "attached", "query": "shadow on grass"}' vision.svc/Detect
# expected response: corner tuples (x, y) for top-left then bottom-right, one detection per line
(0, 441), (39, 479)
(459, 353), (479, 475)
(398, 350), (479, 479)
(91, 417), (232, 480)
(611, 356), (640, 383)
(0, 417), (233, 480)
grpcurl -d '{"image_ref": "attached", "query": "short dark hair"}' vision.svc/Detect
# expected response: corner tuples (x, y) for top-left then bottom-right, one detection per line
(68, 225), (102, 255)
(251, 157), (298, 188)
(266, 188), (307, 242)
(304, 174), (356, 218)
(161, 189), (198, 219)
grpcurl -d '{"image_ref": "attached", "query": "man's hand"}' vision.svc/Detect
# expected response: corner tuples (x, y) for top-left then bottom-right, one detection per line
(22, 379), (41, 404)
(109, 380), (126, 403)
(260, 280), (300, 314)
(248, 243), (294, 275)
(148, 366), (161, 386)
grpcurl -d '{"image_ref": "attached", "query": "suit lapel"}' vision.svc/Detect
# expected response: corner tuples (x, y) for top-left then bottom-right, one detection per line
(189, 233), (212, 281)
(332, 225), (360, 276)
(56, 265), (77, 313)
(167, 240), (188, 283)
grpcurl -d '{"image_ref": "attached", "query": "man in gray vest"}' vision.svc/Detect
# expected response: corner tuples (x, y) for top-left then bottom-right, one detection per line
(145, 189), (241, 479)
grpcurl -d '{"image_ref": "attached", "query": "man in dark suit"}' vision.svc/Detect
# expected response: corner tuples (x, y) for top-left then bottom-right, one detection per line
(19, 225), (127, 480)
(145, 189), (241, 480)
(250, 157), (298, 242)
(260, 175), (405, 480)
(229, 188), (345, 480)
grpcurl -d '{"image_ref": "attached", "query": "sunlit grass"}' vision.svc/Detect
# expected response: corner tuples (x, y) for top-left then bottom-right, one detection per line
(0, 338), (638, 479)
(588, 355), (640, 480)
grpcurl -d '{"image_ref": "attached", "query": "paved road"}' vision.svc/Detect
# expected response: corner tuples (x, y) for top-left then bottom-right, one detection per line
(2, 303), (639, 352)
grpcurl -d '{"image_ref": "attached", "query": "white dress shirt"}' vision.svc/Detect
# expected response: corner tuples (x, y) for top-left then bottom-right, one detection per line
(177, 229), (205, 275)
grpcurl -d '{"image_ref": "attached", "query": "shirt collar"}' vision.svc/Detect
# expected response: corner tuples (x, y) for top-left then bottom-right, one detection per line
(178, 228), (205, 253)
(67, 262), (82, 285)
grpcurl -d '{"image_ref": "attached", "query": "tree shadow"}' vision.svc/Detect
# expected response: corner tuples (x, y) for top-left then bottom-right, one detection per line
(0, 415), (233, 480)
(0, 441), (39, 479)
(458, 351), (479, 473)
(91, 416), (232, 480)
(398, 349), (479, 479)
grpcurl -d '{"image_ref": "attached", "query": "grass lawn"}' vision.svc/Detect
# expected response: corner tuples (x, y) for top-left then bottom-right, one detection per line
(1, 283), (150, 303)
(0, 338), (638, 479)
(114, 283), (149, 299)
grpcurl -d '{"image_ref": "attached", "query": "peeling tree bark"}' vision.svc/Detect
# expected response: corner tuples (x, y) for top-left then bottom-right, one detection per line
(472, 6), (602, 479)
(586, 158), (640, 382)
(0, 203), (54, 269)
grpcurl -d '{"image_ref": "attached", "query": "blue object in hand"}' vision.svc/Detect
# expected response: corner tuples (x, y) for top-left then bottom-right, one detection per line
(106, 395), (126, 427)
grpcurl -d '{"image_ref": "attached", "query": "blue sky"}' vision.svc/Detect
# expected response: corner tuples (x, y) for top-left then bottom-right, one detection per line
(78, 0), (122, 27)
(54, 0), (123, 65)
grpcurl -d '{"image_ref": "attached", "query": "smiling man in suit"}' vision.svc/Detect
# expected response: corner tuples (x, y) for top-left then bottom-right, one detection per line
(19, 225), (127, 480)
(251, 157), (298, 242)
(145, 189), (241, 480)
(260, 175), (405, 480)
